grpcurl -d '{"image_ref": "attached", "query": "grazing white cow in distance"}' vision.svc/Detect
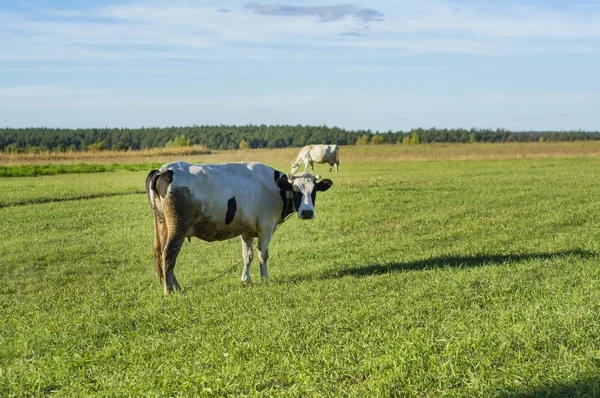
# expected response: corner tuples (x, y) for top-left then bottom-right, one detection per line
(146, 162), (333, 295)
(291, 144), (339, 174)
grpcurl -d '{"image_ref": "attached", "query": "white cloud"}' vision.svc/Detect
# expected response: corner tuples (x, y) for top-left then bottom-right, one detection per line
(0, 1), (599, 63)
(0, 84), (128, 99)
(1, 1), (599, 131)
(395, 2), (600, 39)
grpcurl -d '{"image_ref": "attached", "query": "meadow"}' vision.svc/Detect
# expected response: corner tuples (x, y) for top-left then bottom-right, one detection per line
(1, 143), (600, 396)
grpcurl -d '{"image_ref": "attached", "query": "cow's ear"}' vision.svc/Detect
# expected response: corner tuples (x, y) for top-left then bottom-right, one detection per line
(277, 175), (292, 191)
(316, 179), (333, 192)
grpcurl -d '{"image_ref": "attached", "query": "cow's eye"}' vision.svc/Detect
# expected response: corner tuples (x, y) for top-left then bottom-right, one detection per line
(292, 185), (301, 192)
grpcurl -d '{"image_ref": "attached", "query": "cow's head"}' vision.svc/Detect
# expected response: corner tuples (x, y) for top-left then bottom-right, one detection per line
(290, 162), (300, 174)
(277, 173), (333, 220)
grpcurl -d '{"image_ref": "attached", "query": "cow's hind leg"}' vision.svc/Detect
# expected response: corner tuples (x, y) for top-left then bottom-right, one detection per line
(162, 234), (184, 295)
(240, 234), (254, 283)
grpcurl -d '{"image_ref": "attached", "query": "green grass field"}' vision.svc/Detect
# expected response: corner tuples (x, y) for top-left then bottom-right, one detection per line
(1, 145), (600, 396)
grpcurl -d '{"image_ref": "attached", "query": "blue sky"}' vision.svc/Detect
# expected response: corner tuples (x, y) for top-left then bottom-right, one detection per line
(1, 0), (599, 131)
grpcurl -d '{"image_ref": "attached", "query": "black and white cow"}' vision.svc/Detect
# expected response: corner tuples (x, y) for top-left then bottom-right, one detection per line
(146, 161), (333, 295)
(291, 144), (339, 174)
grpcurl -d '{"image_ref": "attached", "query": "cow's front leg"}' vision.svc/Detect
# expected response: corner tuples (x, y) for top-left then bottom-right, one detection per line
(240, 234), (254, 283)
(257, 230), (273, 280)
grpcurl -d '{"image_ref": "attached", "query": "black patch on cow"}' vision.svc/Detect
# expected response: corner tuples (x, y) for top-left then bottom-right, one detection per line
(316, 179), (333, 192)
(311, 179), (333, 207)
(293, 191), (302, 213)
(156, 170), (174, 198)
(275, 171), (294, 220)
(225, 197), (237, 225)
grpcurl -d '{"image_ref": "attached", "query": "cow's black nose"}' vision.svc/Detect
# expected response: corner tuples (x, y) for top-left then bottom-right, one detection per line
(299, 210), (314, 219)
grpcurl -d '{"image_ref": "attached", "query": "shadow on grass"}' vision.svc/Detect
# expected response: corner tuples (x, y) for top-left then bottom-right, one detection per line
(503, 375), (600, 397)
(286, 249), (595, 283)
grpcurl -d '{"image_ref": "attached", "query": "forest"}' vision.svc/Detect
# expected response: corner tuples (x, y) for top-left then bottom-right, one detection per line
(0, 125), (599, 152)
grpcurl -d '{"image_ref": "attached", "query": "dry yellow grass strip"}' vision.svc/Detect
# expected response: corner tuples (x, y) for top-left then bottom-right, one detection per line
(340, 141), (600, 162)
(0, 145), (210, 165)
(2, 142), (599, 166)
(125, 141), (600, 165)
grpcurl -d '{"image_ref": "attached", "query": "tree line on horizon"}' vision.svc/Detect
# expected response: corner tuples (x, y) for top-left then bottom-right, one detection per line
(0, 125), (598, 153)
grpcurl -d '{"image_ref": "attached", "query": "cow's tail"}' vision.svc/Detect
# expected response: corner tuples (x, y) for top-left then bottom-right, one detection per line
(146, 170), (159, 208)
(335, 144), (339, 164)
